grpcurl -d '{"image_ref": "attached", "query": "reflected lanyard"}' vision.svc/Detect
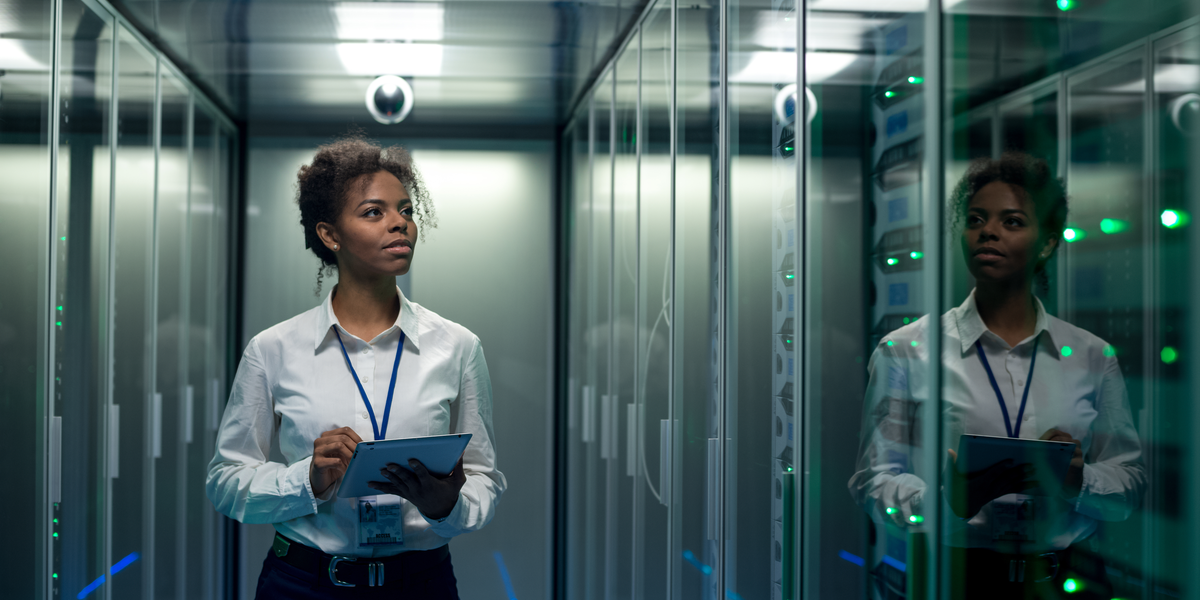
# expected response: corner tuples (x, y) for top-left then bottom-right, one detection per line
(334, 328), (406, 441)
(974, 335), (1038, 439)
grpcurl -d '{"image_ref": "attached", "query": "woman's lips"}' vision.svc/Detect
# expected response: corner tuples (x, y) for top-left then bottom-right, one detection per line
(384, 245), (412, 256)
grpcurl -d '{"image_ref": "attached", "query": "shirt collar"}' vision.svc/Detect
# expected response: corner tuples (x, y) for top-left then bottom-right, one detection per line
(313, 285), (421, 351)
(953, 288), (1060, 357)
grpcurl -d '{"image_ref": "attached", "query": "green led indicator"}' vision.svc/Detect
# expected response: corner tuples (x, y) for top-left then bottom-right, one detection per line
(886, 257), (899, 266)
(911, 340), (920, 347)
(53, 573), (58, 579)
(1103, 345), (1116, 357)
(1057, 0), (1076, 10)
(1063, 227), (1086, 242)
(1161, 346), (1179, 364)
(1063, 578), (1080, 593)
(53, 518), (58, 524)
(910, 251), (923, 260)
(903, 317), (910, 324)
(884, 90), (896, 98)
(53, 532), (58, 538)
(1061, 346), (1073, 357)
(885, 507), (897, 515)
(785, 273), (795, 279)
(1161, 209), (1190, 228)
(908, 515), (924, 523)
(886, 340), (895, 347)
(57, 306), (62, 311)
(1100, 218), (1130, 234)
(783, 146), (794, 153)
(907, 76), (924, 84)
(786, 466), (794, 472)
(55, 321), (62, 327)
(60, 236), (66, 241)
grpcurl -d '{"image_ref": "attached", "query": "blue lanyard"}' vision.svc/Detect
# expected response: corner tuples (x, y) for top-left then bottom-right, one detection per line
(334, 328), (406, 441)
(974, 336), (1038, 439)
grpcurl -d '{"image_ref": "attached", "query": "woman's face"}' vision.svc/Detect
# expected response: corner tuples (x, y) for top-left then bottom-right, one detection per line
(319, 170), (417, 277)
(961, 181), (1053, 286)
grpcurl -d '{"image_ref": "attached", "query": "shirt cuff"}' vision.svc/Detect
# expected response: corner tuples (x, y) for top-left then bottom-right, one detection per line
(421, 493), (464, 529)
(292, 456), (329, 513)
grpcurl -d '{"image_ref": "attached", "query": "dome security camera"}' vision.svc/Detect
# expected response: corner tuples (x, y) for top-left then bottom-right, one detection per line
(366, 75), (414, 124)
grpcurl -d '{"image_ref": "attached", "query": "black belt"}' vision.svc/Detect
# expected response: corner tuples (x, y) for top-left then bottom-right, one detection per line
(955, 547), (1063, 584)
(272, 533), (449, 588)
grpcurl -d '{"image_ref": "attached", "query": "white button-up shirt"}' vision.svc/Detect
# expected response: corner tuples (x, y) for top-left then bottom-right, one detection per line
(849, 290), (1144, 551)
(206, 287), (506, 557)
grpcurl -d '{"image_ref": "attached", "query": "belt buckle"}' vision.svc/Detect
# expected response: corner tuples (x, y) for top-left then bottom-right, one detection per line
(368, 561), (386, 587)
(329, 556), (357, 587)
(1034, 552), (1060, 583)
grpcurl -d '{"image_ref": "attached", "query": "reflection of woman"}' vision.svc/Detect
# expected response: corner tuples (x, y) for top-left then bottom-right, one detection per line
(207, 137), (505, 599)
(849, 153), (1144, 599)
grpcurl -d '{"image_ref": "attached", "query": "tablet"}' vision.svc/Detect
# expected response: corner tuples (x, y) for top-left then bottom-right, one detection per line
(337, 433), (473, 499)
(956, 434), (1075, 496)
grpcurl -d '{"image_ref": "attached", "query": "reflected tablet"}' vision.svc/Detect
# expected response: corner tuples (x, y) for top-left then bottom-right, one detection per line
(957, 434), (1075, 496)
(337, 433), (472, 499)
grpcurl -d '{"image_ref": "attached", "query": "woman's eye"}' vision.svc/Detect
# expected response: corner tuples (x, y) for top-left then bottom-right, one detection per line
(1006, 218), (1024, 227)
(364, 208), (381, 217)
(401, 207), (413, 216)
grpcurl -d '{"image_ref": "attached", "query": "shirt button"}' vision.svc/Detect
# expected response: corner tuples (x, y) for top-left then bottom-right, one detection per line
(1023, 415), (1031, 421)
(361, 412), (369, 419)
(362, 376), (370, 383)
(1017, 380), (1024, 386)
(362, 348), (369, 355)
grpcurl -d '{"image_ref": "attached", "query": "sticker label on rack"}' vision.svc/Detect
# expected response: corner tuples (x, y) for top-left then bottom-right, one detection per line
(358, 496), (404, 547)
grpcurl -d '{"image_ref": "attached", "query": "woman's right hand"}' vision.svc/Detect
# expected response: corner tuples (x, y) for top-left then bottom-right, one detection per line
(944, 449), (1037, 519)
(310, 427), (363, 497)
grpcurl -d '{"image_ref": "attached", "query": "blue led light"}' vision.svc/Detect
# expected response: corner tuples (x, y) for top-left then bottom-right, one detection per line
(492, 552), (518, 600)
(77, 552), (140, 599)
(882, 555), (907, 573)
(839, 550), (865, 567)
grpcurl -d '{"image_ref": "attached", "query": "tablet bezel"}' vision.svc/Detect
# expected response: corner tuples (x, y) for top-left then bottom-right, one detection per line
(336, 433), (473, 499)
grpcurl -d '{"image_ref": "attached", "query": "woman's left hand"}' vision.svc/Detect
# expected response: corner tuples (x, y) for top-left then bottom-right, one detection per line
(369, 457), (467, 520)
(1040, 428), (1083, 498)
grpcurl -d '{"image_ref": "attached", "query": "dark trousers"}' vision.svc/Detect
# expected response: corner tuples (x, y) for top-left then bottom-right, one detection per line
(949, 544), (1112, 600)
(255, 547), (460, 599)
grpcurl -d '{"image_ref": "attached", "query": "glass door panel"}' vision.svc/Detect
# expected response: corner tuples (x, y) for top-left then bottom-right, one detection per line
(612, 39), (639, 600)
(187, 105), (217, 600)
(566, 114), (592, 600)
(674, 1), (718, 597)
(635, 4), (672, 598)
(154, 71), (190, 600)
(53, 1), (113, 597)
(725, 0), (797, 598)
(0, 0), (54, 596)
(110, 29), (157, 600)
(586, 70), (614, 600)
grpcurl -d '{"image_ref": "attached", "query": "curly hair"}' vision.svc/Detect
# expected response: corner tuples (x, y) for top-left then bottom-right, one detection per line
(949, 152), (1067, 281)
(296, 135), (436, 294)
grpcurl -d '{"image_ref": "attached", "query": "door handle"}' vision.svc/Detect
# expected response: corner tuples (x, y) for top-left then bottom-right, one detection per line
(49, 416), (62, 503)
(151, 392), (162, 459)
(184, 385), (194, 444)
(110, 405), (120, 478)
(600, 394), (612, 459)
(582, 386), (594, 443)
(659, 419), (671, 506)
(625, 403), (636, 477)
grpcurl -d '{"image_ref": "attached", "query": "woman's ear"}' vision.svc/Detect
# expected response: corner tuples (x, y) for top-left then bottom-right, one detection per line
(315, 222), (340, 253)
(1040, 236), (1059, 259)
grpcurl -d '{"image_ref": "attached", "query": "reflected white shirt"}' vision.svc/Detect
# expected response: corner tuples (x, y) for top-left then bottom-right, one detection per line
(849, 290), (1144, 551)
(206, 287), (505, 556)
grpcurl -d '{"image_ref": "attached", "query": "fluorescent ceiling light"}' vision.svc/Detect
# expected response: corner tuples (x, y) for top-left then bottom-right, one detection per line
(808, 0), (929, 12)
(0, 39), (46, 71)
(334, 2), (445, 42)
(731, 51), (858, 84)
(336, 42), (443, 76)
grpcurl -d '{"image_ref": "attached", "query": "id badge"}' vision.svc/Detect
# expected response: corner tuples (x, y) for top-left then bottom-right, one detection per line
(358, 495), (404, 547)
(991, 495), (1035, 542)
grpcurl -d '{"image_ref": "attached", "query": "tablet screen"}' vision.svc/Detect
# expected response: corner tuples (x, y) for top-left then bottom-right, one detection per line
(337, 433), (473, 499)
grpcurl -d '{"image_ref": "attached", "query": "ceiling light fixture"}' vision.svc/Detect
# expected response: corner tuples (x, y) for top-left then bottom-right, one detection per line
(366, 75), (414, 124)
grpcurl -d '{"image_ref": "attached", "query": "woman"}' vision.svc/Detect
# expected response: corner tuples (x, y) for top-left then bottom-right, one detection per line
(849, 153), (1143, 599)
(207, 137), (505, 599)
